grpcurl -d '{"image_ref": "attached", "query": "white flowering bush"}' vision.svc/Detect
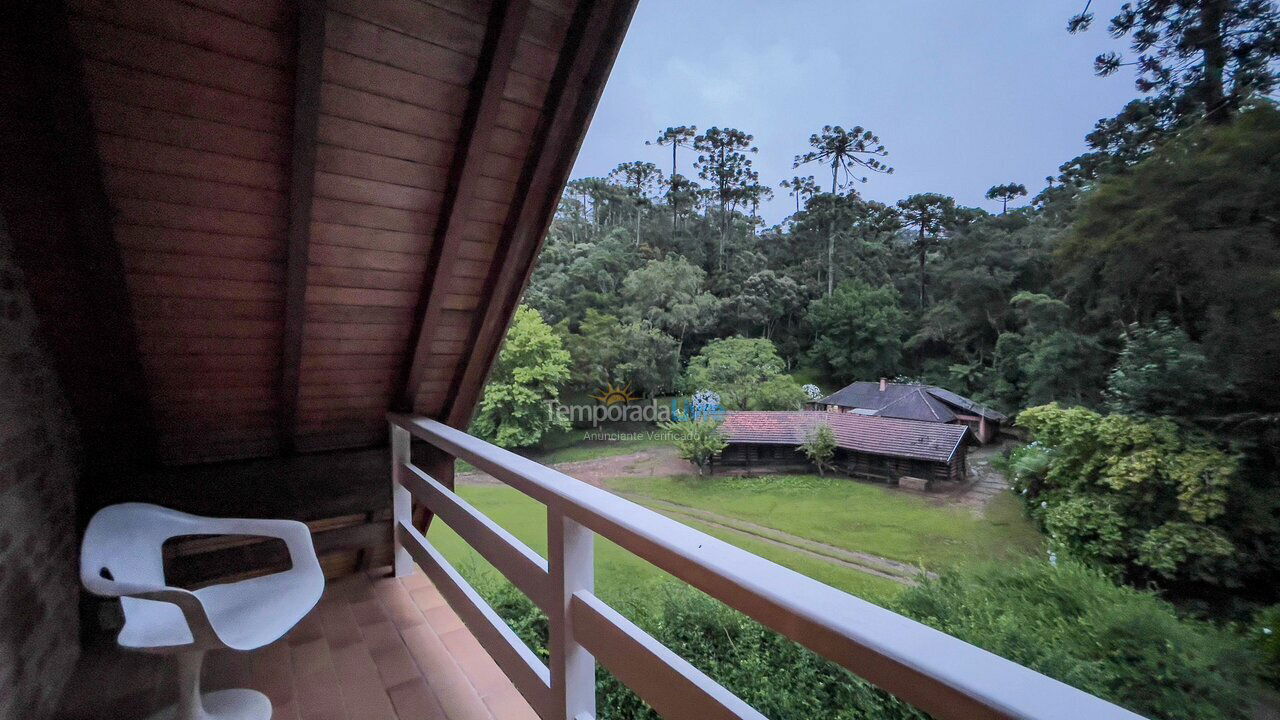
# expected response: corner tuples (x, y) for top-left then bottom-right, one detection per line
(801, 383), (822, 400)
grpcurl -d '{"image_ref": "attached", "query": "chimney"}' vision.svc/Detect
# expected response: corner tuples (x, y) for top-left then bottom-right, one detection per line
(879, 378), (887, 392)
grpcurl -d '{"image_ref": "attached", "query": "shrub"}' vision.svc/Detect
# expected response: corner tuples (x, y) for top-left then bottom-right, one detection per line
(1014, 403), (1239, 590)
(657, 417), (727, 475)
(470, 560), (1254, 720)
(895, 560), (1255, 720)
(1254, 604), (1280, 688)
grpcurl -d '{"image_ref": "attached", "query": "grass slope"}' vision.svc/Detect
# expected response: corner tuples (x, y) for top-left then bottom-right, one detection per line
(427, 484), (903, 608)
(606, 474), (1044, 571)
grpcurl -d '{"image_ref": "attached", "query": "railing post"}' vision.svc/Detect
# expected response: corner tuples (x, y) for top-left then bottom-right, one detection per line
(391, 423), (413, 578)
(548, 508), (595, 720)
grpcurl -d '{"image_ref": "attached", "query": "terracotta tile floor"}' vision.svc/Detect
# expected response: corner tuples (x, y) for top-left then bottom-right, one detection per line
(56, 569), (541, 720)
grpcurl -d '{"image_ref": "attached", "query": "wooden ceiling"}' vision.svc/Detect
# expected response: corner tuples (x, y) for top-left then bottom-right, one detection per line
(45, 0), (635, 464)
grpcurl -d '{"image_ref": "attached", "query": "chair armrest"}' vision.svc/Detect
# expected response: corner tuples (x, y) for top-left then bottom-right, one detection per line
(82, 576), (220, 647)
(187, 517), (321, 575)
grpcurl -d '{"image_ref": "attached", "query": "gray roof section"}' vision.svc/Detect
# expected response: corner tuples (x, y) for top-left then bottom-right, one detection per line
(816, 382), (1006, 423)
(924, 386), (1008, 422)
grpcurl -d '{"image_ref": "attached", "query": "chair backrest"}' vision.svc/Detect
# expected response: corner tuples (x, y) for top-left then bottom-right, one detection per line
(80, 502), (194, 592)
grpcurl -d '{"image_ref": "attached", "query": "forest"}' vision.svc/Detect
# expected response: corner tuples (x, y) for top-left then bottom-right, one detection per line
(463, 2), (1280, 714)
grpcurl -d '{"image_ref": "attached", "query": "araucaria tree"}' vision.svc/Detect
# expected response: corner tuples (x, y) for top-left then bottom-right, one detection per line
(647, 125), (697, 232)
(794, 125), (893, 295)
(779, 175), (820, 213)
(794, 125), (892, 194)
(1068, 0), (1280, 124)
(985, 182), (1027, 214)
(608, 161), (664, 247)
(895, 193), (957, 309)
(693, 127), (758, 271)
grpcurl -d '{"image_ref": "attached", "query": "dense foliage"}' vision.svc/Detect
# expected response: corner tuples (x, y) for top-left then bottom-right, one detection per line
(1011, 404), (1242, 591)
(683, 337), (791, 410)
(894, 561), (1255, 720)
(482, 2), (1280, 616)
(474, 560), (1254, 720)
(471, 306), (571, 448)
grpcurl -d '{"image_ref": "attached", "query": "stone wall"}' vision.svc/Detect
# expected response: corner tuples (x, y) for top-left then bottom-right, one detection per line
(0, 218), (81, 720)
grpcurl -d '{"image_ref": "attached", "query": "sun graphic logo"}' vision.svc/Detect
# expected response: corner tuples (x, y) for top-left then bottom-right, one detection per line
(591, 382), (639, 406)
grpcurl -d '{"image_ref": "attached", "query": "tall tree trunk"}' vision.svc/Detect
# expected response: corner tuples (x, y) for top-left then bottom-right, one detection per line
(1200, 0), (1231, 124)
(827, 221), (835, 296)
(917, 224), (927, 309)
(671, 144), (678, 235)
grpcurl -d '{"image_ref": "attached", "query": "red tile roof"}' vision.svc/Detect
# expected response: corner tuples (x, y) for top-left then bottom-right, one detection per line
(719, 411), (967, 464)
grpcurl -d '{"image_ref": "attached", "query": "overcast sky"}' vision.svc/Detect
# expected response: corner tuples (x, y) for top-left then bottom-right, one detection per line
(569, 0), (1137, 224)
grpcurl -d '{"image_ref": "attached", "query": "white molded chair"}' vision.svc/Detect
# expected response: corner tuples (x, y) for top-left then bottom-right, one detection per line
(81, 503), (325, 720)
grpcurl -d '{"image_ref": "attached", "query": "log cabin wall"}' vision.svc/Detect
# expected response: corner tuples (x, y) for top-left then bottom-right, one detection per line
(718, 443), (963, 486)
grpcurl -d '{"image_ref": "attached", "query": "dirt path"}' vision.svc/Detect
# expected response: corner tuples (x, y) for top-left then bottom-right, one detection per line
(457, 446), (692, 488)
(954, 444), (1013, 514)
(624, 496), (933, 586)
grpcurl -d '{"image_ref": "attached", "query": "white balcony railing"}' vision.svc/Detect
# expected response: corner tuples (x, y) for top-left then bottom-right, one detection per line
(388, 414), (1146, 720)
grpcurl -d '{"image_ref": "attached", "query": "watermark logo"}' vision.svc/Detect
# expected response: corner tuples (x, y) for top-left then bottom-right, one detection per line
(545, 385), (725, 426)
(590, 382), (639, 406)
(671, 390), (725, 422)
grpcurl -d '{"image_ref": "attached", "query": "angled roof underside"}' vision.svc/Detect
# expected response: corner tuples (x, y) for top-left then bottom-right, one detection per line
(55, 0), (636, 464)
(720, 412), (968, 464)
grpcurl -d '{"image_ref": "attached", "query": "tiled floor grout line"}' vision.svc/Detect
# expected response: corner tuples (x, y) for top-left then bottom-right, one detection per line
(368, 570), (498, 719)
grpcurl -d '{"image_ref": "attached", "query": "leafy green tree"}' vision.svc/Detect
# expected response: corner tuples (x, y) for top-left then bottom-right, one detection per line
(895, 193), (957, 308)
(1014, 404), (1239, 590)
(800, 423), (837, 476)
(808, 281), (907, 383)
(684, 336), (787, 410)
(621, 256), (718, 356)
(1062, 106), (1280, 408)
(721, 270), (803, 341)
(750, 375), (808, 411)
(1105, 318), (1217, 418)
(560, 310), (680, 397)
(659, 417), (727, 475)
(986, 291), (1108, 410)
(1068, 0), (1279, 124)
(984, 182), (1027, 214)
(472, 306), (572, 448)
(613, 320), (682, 397)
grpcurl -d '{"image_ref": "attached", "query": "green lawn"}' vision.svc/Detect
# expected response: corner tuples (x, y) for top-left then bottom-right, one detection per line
(456, 422), (668, 474)
(427, 483), (904, 608)
(605, 474), (1044, 571)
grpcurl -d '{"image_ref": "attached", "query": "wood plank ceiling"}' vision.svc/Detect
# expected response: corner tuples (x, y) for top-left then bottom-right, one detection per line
(63, 0), (636, 465)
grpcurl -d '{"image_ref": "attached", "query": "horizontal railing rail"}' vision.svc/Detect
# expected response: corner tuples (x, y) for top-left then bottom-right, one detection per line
(388, 413), (1146, 720)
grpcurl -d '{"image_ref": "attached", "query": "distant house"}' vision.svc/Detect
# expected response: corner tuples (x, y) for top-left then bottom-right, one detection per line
(809, 379), (1007, 444)
(718, 411), (969, 487)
